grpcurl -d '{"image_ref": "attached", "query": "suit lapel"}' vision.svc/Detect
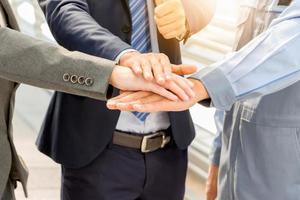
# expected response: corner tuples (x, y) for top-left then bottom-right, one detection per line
(0, 0), (20, 30)
(121, 0), (132, 26)
(121, 0), (130, 15)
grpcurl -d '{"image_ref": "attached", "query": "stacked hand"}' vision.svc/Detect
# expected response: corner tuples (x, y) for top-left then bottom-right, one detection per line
(109, 50), (209, 112)
(116, 51), (198, 101)
(107, 78), (209, 112)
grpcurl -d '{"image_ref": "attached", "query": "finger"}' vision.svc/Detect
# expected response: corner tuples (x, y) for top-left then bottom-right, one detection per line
(172, 64), (198, 75)
(158, 22), (184, 37)
(164, 26), (186, 39)
(132, 99), (181, 112)
(173, 76), (196, 98)
(159, 54), (172, 80)
(130, 93), (164, 104)
(185, 78), (195, 88)
(110, 91), (133, 101)
(107, 92), (146, 111)
(112, 92), (156, 111)
(155, 0), (164, 6)
(148, 82), (179, 101)
(149, 55), (165, 84)
(107, 102), (117, 110)
(116, 93), (165, 109)
(113, 91), (152, 103)
(133, 101), (167, 112)
(154, 1), (174, 18)
(107, 92), (133, 109)
(141, 59), (154, 81)
(165, 80), (189, 101)
(131, 60), (143, 75)
(155, 12), (178, 27)
(133, 96), (192, 112)
(114, 102), (135, 111)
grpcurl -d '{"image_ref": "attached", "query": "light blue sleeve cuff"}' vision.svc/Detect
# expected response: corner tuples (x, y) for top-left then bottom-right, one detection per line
(191, 67), (236, 111)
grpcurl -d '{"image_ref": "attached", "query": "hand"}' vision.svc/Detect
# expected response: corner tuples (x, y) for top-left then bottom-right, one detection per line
(155, 0), (187, 39)
(206, 165), (219, 200)
(119, 52), (198, 101)
(107, 79), (209, 112)
(109, 66), (197, 101)
(119, 51), (173, 84)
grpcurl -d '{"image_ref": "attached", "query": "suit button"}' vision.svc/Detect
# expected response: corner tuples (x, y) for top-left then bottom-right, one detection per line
(78, 76), (85, 85)
(70, 75), (78, 83)
(63, 73), (70, 82)
(121, 25), (131, 33)
(85, 78), (94, 86)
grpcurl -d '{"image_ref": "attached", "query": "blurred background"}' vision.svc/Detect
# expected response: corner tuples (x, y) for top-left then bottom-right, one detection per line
(9, 0), (240, 199)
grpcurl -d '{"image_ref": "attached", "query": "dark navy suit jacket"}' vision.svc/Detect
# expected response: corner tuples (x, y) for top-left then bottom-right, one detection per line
(37, 0), (196, 168)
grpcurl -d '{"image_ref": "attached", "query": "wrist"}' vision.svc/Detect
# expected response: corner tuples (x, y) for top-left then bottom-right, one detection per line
(119, 51), (140, 66)
(208, 164), (219, 181)
(189, 78), (209, 101)
(116, 49), (138, 64)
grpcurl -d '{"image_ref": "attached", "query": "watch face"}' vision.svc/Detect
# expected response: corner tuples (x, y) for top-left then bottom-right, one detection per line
(278, 0), (292, 6)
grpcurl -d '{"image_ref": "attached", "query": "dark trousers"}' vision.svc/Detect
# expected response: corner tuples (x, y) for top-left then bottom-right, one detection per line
(61, 143), (187, 200)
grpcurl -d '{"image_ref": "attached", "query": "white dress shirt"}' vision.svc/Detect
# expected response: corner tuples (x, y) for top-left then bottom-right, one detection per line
(116, 0), (171, 134)
(192, 0), (300, 111)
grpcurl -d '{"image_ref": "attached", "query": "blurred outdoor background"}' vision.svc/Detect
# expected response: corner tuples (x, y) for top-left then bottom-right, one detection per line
(9, 0), (240, 199)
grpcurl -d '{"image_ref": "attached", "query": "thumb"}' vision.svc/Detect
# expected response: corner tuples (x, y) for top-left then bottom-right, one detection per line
(155, 0), (165, 6)
(172, 64), (198, 75)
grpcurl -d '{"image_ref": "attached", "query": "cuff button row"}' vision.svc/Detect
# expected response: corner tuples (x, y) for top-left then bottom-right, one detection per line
(63, 73), (94, 87)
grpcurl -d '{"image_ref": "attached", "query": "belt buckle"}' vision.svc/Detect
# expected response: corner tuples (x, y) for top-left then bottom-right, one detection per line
(141, 132), (169, 153)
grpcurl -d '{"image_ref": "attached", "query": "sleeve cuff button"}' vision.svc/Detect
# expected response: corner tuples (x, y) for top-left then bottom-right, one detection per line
(85, 78), (94, 86)
(63, 73), (70, 82)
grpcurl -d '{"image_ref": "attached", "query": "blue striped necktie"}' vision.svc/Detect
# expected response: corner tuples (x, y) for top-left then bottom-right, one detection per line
(128, 0), (151, 122)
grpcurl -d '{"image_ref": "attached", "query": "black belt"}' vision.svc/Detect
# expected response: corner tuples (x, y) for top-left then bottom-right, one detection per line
(113, 130), (171, 153)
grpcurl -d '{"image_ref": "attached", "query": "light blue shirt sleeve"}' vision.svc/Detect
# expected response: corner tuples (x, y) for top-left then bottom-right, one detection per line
(209, 110), (224, 166)
(191, 0), (300, 111)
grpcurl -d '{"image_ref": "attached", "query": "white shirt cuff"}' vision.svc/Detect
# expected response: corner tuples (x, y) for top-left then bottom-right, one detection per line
(115, 49), (137, 64)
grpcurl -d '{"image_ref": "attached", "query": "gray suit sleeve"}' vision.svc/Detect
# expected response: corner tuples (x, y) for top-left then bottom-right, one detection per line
(0, 27), (115, 100)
